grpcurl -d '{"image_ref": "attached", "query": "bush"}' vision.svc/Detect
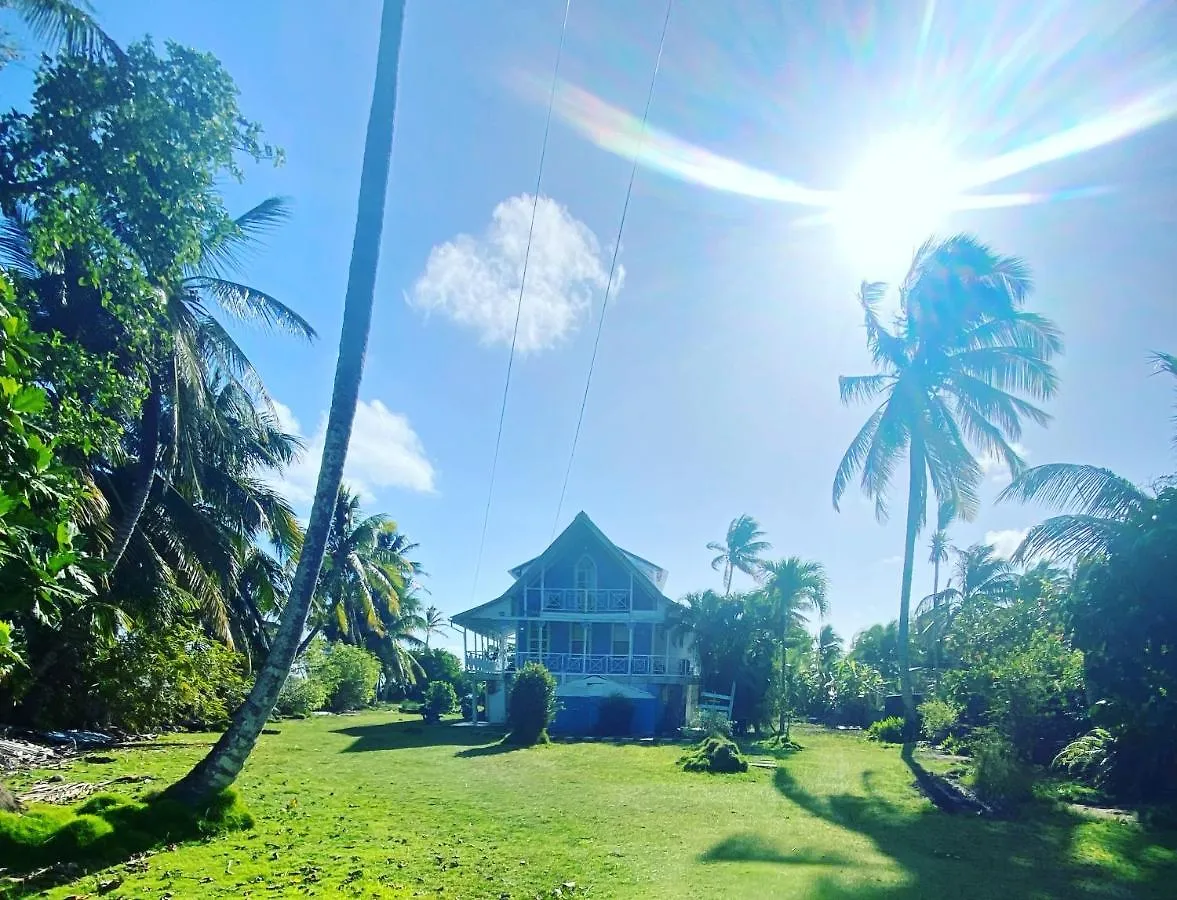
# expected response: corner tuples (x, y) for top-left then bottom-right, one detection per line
(595, 693), (635, 737)
(412, 648), (467, 701)
(0, 788), (252, 874)
(679, 735), (748, 774)
(506, 662), (556, 746)
(422, 681), (458, 724)
(867, 716), (906, 744)
(87, 623), (250, 730)
(919, 698), (961, 745)
(1052, 727), (1115, 790)
(691, 709), (733, 738)
(968, 730), (1034, 808)
(274, 674), (328, 718)
(308, 642), (382, 712)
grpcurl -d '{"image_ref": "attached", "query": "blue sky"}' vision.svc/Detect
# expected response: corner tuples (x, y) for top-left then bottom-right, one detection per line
(6, 1), (1177, 652)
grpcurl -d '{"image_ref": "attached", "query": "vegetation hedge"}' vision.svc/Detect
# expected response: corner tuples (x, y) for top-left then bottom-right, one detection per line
(506, 663), (556, 746)
(679, 735), (748, 774)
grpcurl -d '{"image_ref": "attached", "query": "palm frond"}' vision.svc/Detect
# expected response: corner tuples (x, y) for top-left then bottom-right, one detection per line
(1150, 350), (1177, 448)
(1013, 514), (1124, 563)
(191, 276), (317, 340)
(832, 403), (886, 511)
(998, 463), (1147, 520)
(838, 373), (892, 406)
(10, 0), (125, 62)
(951, 345), (1060, 400)
(0, 214), (37, 277)
(198, 196), (293, 278)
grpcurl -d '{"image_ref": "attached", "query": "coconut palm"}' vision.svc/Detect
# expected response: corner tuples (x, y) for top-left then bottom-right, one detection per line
(104, 196), (316, 573)
(0, 0), (124, 69)
(423, 606), (448, 649)
(759, 557), (828, 734)
(816, 623), (843, 679)
(832, 235), (1062, 729)
(999, 352), (1176, 562)
(928, 529), (949, 598)
(707, 514), (772, 596)
(168, 0), (406, 803)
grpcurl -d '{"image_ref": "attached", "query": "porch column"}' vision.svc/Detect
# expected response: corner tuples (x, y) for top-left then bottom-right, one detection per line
(462, 627), (468, 666)
(665, 628), (670, 676)
(583, 622), (589, 672)
(627, 622), (634, 676)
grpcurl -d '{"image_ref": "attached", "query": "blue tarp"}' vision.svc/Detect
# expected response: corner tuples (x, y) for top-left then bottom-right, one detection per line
(551, 695), (657, 737)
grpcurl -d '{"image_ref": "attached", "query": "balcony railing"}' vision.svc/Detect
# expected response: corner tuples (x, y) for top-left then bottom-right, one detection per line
(513, 652), (696, 678)
(464, 650), (501, 675)
(526, 588), (631, 614)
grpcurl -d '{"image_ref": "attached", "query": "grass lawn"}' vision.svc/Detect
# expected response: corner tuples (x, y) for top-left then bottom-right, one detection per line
(6, 711), (1177, 898)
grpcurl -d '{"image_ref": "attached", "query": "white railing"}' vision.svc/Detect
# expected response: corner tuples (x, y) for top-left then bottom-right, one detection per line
(464, 650), (501, 675)
(513, 652), (696, 678)
(527, 588), (631, 614)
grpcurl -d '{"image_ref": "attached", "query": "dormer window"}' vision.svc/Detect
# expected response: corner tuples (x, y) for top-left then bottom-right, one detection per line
(574, 555), (597, 593)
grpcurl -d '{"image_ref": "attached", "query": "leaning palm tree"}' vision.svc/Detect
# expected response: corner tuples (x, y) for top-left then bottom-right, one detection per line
(167, 0), (406, 803)
(707, 514), (772, 595)
(832, 235), (1062, 729)
(759, 557), (828, 734)
(999, 352), (1176, 561)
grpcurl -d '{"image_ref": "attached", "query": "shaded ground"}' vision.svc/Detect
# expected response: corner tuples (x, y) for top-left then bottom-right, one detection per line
(5, 714), (1174, 898)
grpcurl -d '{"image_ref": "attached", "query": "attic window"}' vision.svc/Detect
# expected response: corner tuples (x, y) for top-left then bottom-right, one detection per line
(575, 555), (597, 593)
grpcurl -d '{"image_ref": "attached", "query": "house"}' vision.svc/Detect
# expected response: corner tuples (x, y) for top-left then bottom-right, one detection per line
(451, 512), (699, 736)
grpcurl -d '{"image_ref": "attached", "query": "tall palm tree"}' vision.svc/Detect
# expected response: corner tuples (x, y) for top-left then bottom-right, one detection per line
(168, 0), (406, 804)
(422, 606), (448, 649)
(999, 352), (1176, 561)
(832, 235), (1062, 729)
(759, 557), (828, 734)
(928, 529), (949, 598)
(707, 514), (772, 596)
(816, 623), (843, 681)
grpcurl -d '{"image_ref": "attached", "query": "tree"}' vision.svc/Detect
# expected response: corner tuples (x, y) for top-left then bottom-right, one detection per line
(817, 623), (843, 678)
(0, 0), (123, 70)
(832, 235), (1061, 730)
(707, 514), (771, 596)
(928, 529), (949, 598)
(759, 557), (828, 734)
(166, 0), (406, 803)
(423, 605), (448, 648)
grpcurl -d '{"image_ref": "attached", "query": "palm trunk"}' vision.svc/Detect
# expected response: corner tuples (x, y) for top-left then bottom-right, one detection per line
(166, 0), (405, 804)
(723, 562), (732, 597)
(897, 438), (925, 736)
(931, 557), (941, 680)
(106, 373), (163, 573)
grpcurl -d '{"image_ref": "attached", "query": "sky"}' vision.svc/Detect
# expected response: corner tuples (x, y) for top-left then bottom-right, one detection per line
(4, 1), (1177, 655)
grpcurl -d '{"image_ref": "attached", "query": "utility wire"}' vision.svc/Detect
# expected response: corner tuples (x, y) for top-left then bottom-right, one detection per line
(470, 0), (572, 599)
(552, 0), (673, 536)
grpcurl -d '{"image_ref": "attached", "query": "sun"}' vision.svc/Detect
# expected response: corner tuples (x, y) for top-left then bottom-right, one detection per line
(832, 130), (963, 281)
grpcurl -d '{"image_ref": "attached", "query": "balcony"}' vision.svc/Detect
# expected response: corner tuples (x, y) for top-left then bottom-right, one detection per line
(526, 587), (631, 614)
(464, 650), (501, 676)
(514, 652), (696, 678)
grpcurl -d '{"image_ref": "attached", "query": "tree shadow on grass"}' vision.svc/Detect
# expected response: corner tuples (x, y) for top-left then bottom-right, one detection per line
(770, 749), (1177, 900)
(700, 832), (850, 866)
(331, 720), (505, 753)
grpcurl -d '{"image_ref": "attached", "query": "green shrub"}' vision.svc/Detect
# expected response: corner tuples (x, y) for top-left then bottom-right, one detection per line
(596, 693), (635, 737)
(308, 642), (382, 712)
(506, 662), (557, 746)
(867, 716), (906, 743)
(274, 674), (328, 718)
(86, 623), (250, 730)
(691, 709), (733, 738)
(0, 788), (252, 874)
(968, 730), (1034, 808)
(919, 698), (961, 744)
(1052, 727), (1115, 789)
(422, 681), (458, 723)
(679, 735), (748, 774)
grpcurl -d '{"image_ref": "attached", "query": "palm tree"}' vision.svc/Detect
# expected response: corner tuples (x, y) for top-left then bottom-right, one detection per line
(423, 606), (448, 649)
(816, 623), (843, 679)
(167, 0), (406, 803)
(759, 557), (828, 734)
(0, 0), (124, 70)
(999, 352), (1176, 562)
(104, 196), (316, 573)
(707, 514), (772, 595)
(928, 529), (949, 598)
(832, 235), (1062, 729)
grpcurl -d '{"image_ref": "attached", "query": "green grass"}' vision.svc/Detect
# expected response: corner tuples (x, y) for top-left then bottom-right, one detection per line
(4, 712), (1176, 898)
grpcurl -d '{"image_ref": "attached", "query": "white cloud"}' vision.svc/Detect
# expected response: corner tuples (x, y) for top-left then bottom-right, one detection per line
(406, 194), (622, 353)
(879, 555), (903, 566)
(985, 528), (1029, 559)
(272, 399), (436, 506)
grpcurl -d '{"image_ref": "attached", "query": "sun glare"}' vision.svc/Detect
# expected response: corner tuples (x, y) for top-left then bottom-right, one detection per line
(833, 131), (963, 281)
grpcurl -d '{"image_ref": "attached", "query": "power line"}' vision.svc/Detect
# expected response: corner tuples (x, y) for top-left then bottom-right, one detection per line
(552, 0), (673, 536)
(470, 0), (572, 599)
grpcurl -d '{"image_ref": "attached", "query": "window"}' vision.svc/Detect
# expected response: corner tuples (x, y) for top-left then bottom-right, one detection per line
(571, 623), (587, 656)
(612, 623), (630, 656)
(527, 622), (549, 656)
(574, 555), (597, 593)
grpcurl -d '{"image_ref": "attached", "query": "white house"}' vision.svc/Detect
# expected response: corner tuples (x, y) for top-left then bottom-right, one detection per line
(451, 512), (699, 735)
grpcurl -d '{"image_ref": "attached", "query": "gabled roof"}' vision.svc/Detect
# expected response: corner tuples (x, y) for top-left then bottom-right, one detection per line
(453, 512), (669, 626)
(507, 513), (667, 590)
